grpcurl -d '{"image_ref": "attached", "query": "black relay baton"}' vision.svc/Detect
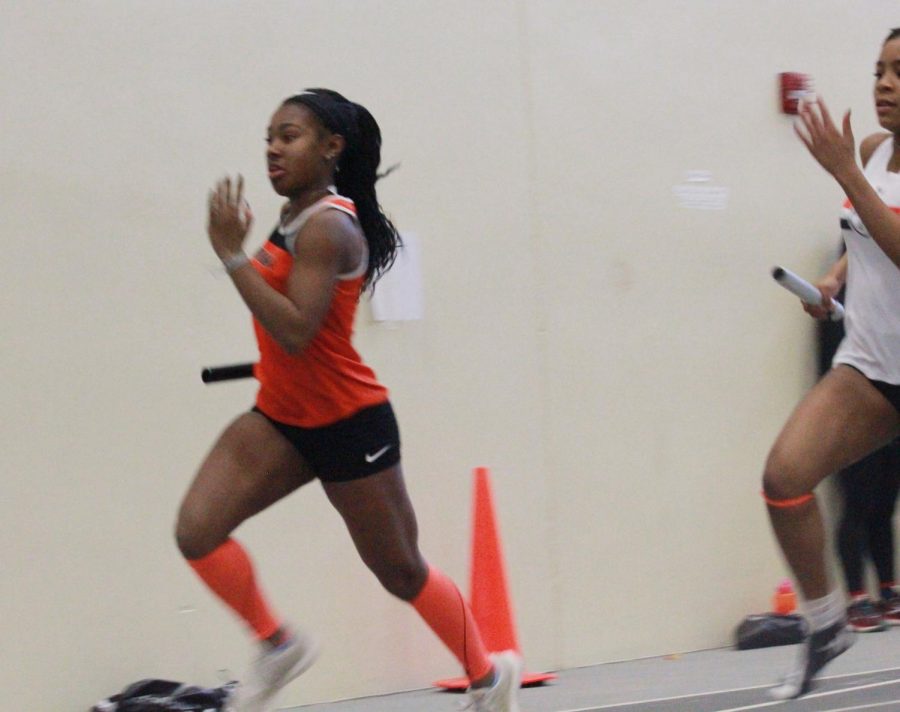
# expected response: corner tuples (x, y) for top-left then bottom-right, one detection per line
(201, 362), (256, 384)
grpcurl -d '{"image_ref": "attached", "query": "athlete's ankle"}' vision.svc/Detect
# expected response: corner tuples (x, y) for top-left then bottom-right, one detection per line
(262, 625), (292, 651)
(469, 665), (496, 689)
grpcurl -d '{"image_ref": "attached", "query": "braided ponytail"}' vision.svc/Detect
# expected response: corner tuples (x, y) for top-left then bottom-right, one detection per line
(284, 89), (400, 291)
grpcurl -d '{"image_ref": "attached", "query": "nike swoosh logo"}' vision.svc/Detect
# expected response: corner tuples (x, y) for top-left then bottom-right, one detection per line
(365, 445), (392, 463)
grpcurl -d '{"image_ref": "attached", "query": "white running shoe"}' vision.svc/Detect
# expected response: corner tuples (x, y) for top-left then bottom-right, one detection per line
(466, 651), (523, 712)
(230, 628), (319, 712)
(769, 619), (854, 700)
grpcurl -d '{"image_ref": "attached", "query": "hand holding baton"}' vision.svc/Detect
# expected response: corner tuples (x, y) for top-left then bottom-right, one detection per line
(771, 266), (844, 321)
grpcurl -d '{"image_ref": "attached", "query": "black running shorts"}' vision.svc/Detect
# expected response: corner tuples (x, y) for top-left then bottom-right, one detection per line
(871, 378), (900, 416)
(252, 401), (401, 482)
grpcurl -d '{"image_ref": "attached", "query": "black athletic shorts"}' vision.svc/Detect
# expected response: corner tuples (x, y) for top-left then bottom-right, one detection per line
(871, 378), (900, 416)
(252, 401), (401, 482)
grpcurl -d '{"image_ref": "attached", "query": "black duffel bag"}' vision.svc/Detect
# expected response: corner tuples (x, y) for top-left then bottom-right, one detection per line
(91, 678), (237, 712)
(734, 613), (807, 650)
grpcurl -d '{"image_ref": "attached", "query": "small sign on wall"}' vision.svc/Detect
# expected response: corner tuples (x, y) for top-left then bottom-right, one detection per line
(368, 232), (424, 322)
(672, 170), (729, 210)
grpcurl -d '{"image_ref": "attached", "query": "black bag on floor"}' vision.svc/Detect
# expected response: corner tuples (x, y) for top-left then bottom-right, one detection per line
(90, 678), (237, 712)
(734, 613), (807, 650)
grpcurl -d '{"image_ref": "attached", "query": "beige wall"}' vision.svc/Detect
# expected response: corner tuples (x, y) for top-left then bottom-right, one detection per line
(2, 1), (897, 709)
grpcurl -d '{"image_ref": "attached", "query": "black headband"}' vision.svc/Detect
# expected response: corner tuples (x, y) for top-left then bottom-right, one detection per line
(288, 90), (360, 149)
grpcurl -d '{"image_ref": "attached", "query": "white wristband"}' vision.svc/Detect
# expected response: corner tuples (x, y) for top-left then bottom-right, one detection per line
(222, 252), (250, 274)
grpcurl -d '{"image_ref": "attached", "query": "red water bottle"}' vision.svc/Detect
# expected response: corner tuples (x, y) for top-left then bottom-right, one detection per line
(773, 579), (797, 614)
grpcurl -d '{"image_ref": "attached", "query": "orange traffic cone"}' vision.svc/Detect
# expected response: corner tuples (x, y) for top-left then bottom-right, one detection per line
(434, 466), (556, 690)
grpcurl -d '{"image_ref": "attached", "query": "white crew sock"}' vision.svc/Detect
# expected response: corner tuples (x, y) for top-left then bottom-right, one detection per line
(801, 589), (845, 632)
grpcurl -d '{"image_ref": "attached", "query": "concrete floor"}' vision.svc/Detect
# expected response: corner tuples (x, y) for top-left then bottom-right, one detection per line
(286, 627), (900, 712)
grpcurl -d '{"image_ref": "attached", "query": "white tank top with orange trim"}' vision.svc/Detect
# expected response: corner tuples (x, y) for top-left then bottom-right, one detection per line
(833, 137), (900, 384)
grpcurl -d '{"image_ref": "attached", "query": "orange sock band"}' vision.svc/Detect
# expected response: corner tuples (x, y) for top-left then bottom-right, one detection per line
(187, 538), (281, 641)
(761, 490), (814, 508)
(411, 565), (493, 681)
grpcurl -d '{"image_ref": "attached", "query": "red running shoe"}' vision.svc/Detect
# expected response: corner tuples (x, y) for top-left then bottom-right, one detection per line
(879, 590), (900, 626)
(846, 596), (887, 633)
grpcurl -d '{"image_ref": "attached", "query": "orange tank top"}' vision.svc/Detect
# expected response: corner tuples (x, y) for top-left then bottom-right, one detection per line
(251, 192), (388, 427)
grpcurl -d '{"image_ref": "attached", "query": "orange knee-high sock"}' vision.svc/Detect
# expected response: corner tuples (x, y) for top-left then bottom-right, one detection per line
(187, 538), (281, 641)
(411, 565), (493, 681)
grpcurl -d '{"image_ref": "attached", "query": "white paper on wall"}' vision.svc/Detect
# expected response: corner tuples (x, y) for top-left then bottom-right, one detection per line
(368, 231), (424, 322)
(673, 170), (729, 210)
